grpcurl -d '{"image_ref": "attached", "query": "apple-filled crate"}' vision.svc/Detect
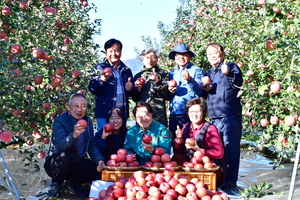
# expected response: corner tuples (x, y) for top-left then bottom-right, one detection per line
(92, 168), (227, 200)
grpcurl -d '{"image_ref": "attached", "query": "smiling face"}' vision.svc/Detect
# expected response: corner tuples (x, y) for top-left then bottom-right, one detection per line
(143, 51), (158, 68)
(135, 106), (153, 130)
(68, 96), (87, 120)
(188, 105), (204, 125)
(106, 43), (122, 66)
(175, 52), (191, 68)
(108, 110), (123, 131)
(206, 45), (224, 67)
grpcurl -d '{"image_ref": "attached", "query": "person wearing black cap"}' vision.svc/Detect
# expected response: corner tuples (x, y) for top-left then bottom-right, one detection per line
(167, 43), (204, 138)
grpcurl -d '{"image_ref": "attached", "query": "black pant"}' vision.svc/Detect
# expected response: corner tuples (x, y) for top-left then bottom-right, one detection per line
(44, 151), (100, 184)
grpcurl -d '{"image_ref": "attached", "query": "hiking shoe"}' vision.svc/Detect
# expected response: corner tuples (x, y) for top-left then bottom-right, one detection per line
(47, 182), (62, 197)
(66, 180), (89, 198)
(220, 183), (244, 199)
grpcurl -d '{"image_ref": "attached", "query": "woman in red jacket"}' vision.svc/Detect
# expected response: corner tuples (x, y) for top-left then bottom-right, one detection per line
(172, 97), (226, 186)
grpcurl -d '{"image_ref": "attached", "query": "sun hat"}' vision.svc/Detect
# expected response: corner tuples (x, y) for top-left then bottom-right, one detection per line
(168, 43), (195, 60)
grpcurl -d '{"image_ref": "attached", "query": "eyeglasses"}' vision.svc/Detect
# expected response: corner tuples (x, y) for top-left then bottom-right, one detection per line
(188, 110), (202, 115)
(136, 113), (151, 120)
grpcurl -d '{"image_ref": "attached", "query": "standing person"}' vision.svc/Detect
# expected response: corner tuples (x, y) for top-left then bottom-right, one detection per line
(88, 38), (135, 131)
(133, 47), (169, 127)
(95, 108), (127, 162)
(172, 97), (226, 187)
(203, 42), (243, 196)
(123, 101), (172, 165)
(168, 43), (204, 138)
(44, 93), (105, 198)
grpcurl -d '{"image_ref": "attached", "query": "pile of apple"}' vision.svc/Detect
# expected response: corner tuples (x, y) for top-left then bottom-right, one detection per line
(142, 134), (178, 168)
(183, 138), (218, 169)
(106, 149), (141, 168)
(94, 168), (228, 200)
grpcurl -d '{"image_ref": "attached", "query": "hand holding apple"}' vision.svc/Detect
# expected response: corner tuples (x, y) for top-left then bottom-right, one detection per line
(102, 126), (113, 139)
(142, 141), (154, 153)
(73, 122), (86, 138)
(125, 77), (133, 91)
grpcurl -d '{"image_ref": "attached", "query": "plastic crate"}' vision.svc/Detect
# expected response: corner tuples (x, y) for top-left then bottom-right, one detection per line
(101, 170), (216, 189)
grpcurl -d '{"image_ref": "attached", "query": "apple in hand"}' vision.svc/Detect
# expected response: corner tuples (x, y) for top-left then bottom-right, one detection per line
(142, 134), (152, 144)
(169, 80), (177, 87)
(77, 119), (87, 128)
(201, 76), (210, 85)
(136, 78), (145, 85)
(104, 123), (114, 132)
(103, 68), (112, 75)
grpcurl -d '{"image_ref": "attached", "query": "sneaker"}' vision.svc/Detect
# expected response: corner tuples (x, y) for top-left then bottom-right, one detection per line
(66, 180), (89, 198)
(220, 183), (244, 199)
(47, 182), (62, 197)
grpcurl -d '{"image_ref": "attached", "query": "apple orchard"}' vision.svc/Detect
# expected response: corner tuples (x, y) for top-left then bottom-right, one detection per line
(156, 0), (300, 161)
(0, 0), (101, 162)
(1, 0), (300, 164)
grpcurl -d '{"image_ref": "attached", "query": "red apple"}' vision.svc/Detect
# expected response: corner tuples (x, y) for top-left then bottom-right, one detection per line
(2, 7), (11, 16)
(133, 161), (140, 166)
(152, 162), (163, 168)
(168, 80), (177, 87)
(19, 2), (28, 9)
(135, 177), (146, 186)
(163, 194), (174, 200)
(270, 81), (281, 93)
(107, 160), (117, 166)
(77, 119), (87, 128)
(196, 187), (207, 198)
(175, 184), (187, 196)
(116, 153), (126, 162)
(118, 162), (127, 167)
(151, 155), (161, 163)
(126, 154), (134, 163)
(136, 78), (145, 85)
(133, 170), (145, 179)
(285, 116), (296, 126)
(43, 137), (50, 144)
(201, 76), (210, 85)
(37, 151), (45, 159)
(104, 124), (114, 132)
(270, 116), (279, 125)
(0, 131), (13, 142)
(260, 118), (269, 127)
(32, 49), (42, 58)
(136, 190), (147, 200)
(11, 44), (22, 54)
(0, 31), (7, 39)
(72, 69), (81, 78)
(126, 187), (137, 197)
(201, 156), (211, 164)
(34, 76), (43, 85)
(190, 157), (200, 165)
(178, 178), (189, 186)
(266, 40), (276, 50)
(103, 68), (113, 75)
(161, 154), (171, 163)
(117, 149), (127, 155)
(110, 154), (117, 161)
(142, 134), (152, 144)
(55, 67), (65, 75)
(144, 161), (152, 168)
(168, 178), (179, 189)
(163, 168), (175, 176)
(193, 150), (204, 160)
(113, 181), (124, 189)
(186, 183), (197, 193)
(154, 148), (164, 156)
(166, 189), (178, 199)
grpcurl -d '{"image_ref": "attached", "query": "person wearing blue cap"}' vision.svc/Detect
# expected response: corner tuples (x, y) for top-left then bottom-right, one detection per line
(167, 43), (204, 138)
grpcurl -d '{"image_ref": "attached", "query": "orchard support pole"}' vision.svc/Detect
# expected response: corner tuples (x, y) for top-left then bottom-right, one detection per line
(0, 151), (22, 200)
(288, 137), (300, 200)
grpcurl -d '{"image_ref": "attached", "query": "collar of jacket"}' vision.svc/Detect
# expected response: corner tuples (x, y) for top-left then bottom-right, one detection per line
(142, 65), (159, 72)
(105, 59), (129, 72)
(212, 60), (225, 72)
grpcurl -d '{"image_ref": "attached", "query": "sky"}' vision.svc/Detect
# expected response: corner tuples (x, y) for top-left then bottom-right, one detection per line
(88, 0), (179, 60)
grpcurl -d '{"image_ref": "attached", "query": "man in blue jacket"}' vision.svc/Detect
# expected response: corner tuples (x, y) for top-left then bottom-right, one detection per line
(202, 42), (243, 197)
(44, 93), (105, 198)
(88, 38), (135, 130)
(167, 43), (204, 138)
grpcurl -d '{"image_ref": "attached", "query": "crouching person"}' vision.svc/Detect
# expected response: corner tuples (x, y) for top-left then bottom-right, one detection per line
(44, 93), (105, 198)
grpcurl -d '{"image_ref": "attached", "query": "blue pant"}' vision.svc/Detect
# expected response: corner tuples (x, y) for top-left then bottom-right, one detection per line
(169, 114), (190, 139)
(211, 115), (242, 186)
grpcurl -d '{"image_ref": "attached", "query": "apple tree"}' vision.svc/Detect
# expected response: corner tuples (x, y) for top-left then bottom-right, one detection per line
(158, 0), (300, 161)
(0, 0), (101, 161)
